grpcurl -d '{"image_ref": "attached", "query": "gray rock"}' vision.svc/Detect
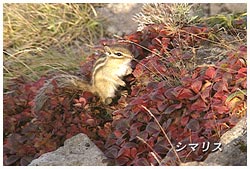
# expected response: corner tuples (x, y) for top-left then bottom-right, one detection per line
(209, 3), (247, 15)
(96, 3), (142, 37)
(29, 133), (108, 166)
(180, 117), (247, 166)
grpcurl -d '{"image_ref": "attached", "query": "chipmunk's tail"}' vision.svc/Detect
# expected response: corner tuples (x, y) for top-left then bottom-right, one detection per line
(33, 74), (92, 112)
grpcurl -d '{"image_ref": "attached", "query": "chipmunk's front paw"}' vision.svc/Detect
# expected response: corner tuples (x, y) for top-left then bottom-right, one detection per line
(126, 67), (133, 75)
(120, 81), (126, 87)
(105, 97), (113, 105)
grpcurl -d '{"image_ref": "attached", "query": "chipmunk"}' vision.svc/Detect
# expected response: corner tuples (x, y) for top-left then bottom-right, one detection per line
(33, 45), (133, 112)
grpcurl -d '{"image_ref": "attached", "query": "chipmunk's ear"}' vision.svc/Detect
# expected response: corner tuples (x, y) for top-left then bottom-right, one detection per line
(104, 46), (112, 55)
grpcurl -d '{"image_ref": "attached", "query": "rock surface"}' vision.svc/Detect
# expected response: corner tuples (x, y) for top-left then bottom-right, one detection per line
(209, 3), (247, 15)
(180, 117), (247, 166)
(29, 133), (108, 166)
(96, 3), (142, 37)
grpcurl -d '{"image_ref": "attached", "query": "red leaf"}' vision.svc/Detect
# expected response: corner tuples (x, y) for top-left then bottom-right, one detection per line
(129, 122), (142, 130)
(79, 97), (86, 103)
(147, 82), (158, 91)
(148, 45), (157, 51)
(213, 81), (229, 92)
(154, 138), (169, 154)
(182, 53), (193, 60)
(200, 86), (211, 101)
(81, 91), (94, 100)
(133, 157), (150, 166)
(5, 155), (20, 165)
(162, 119), (172, 130)
(186, 119), (200, 131)
(114, 130), (123, 138)
(162, 37), (170, 48)
(116, 137), (126, 147)
(149, 107), (161, 115)
(237, 68), (247, 78)
(157, 102), (168, 112)
(191, 99), (208, 111)
(212, 105), (229, 114)
(129, 122), (143, 140)
(205, 67), (216, 79)
(175, 88), (194, 99)
(86, 118), (96, 126)
(203, 112), (216, 120)
(191, 80), (202, 93)
(213, 91), (228, 100)
(164, 103), (182, 114)
(105, 146), (118, 158)
(20, 156), (33, 166)
(115, 119), (129, 131)
(146, 122), (160, 135)
(117, 147), (131, 158)
(124, 32), (142, 43)
(170, 48), (182, 57)
(191, 111), (201, 119)
(117, 156), (130, 165)
(164, 88), (176, 100)
(137, 131), (148, 140)
(122, 142), (137, 148)
(238, 67), (247, 73)
(222, 72), (233, 82)
(181, 116), (189, 126)
(150, 91), (165, 101)
(192, 68), (201, 79)
(238, 45), (247, 52)
(131, 85), (141, 97)
(98, 128), (109, 138)
(132, 65), (143, 78)
(159, 29), (171, 37)
(203, 119), (216, 129)
(131, 147), (137, 158)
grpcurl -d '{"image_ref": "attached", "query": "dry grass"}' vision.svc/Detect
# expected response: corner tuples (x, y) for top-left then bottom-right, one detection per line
(3, 3), (105, 90)
(3, 48), (84, 89)
(4, 3), (104, 49)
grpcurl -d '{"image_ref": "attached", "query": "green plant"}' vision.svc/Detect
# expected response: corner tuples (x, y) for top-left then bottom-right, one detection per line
(200, 12), (247, 29)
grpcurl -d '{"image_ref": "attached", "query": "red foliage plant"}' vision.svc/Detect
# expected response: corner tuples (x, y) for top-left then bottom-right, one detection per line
(3, 57), (112, 165)
(103, 25), (246, 165)
(3, 23), (246, 166)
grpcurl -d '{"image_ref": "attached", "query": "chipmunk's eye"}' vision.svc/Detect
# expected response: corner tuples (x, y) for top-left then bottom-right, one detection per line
(114, 52), (123, 56)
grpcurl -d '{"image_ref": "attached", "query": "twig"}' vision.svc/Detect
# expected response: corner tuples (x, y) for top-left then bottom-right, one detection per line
(141, 105), (181, 164)
(150, 152), (161, 165)
(136, 136), (161, 165)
